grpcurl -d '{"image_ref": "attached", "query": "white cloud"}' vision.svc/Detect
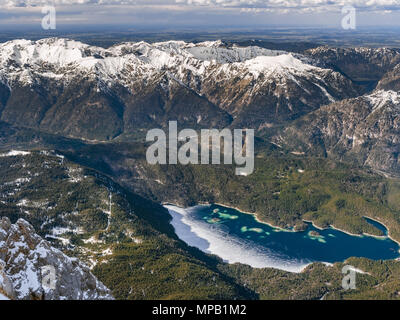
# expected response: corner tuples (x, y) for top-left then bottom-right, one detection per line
(0, 0), (400, 26)
(1, 0), (400, 10)
(176, 0), (400, 13)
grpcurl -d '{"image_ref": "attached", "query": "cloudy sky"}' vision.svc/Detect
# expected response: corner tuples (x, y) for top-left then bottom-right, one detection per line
(0, 0), (400, 27)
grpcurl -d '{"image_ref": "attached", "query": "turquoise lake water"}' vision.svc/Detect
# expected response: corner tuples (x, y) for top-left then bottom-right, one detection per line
(189, 204), (400, 264)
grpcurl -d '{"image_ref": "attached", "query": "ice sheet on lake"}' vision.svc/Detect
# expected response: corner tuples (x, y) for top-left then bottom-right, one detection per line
(165, 205), (310, 273)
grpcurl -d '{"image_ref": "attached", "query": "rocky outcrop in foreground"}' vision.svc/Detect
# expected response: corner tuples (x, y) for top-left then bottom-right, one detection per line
(0, 217), (113, 300)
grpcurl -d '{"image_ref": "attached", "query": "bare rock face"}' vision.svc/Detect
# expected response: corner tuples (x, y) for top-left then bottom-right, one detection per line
(0, 217), (113, 300)
(377, 64), (400, 92)
(305, 46), (400, 83)
(275, 90), (400, 176)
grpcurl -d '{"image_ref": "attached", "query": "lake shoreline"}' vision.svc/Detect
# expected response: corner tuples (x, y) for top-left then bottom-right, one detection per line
(163, 202), (312, 273)
(211, 202), (400, 247)
(363, 216), (400, 246)
(303, 217), (400, 248)
(164, 202), (400, 274)
(213, 202), (296, 233)
(163, 201), (400, 251)
(212, 202), (400, 247)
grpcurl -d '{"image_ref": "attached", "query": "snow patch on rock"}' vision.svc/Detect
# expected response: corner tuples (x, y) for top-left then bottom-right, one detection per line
(0, 216), (113, 300)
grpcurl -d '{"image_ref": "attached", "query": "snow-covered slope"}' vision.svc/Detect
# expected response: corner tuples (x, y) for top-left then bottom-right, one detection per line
(0, 39), (296, 84)
(0, 292), (9, 300)
(0, 216), (113, 300)
(366, 90), (400, 111)
(0, 38), (155, 88)
(0, 38), (360, 139)
(0, 38), (343, 90)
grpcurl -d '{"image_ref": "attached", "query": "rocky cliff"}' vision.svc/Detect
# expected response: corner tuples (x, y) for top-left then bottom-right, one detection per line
(0, 217), (113, 300)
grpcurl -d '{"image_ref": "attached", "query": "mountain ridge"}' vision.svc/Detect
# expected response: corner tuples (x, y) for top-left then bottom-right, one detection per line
(0, 38), (361, 140)
(274, 89), (400, 177)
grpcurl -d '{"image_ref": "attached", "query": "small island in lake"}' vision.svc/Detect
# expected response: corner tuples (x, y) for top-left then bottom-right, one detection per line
(308, 231), (322, 237)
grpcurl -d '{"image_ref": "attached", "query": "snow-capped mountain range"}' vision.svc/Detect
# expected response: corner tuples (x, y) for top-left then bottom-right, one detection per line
(1, 37), (400, 175)
(0, 38), (360, 140)
(0, 38), (306, 86)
